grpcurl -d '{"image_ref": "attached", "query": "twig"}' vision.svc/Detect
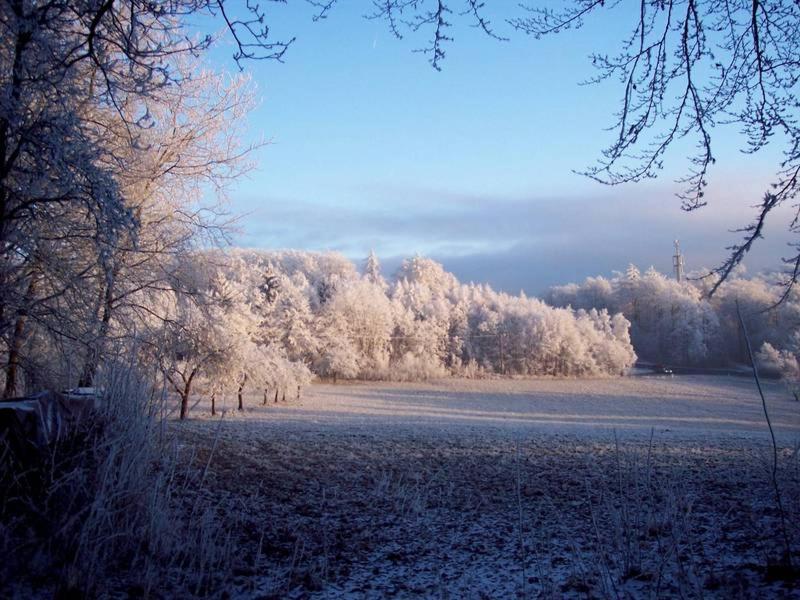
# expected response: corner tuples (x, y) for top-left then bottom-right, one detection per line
(737, 300), (793, 568)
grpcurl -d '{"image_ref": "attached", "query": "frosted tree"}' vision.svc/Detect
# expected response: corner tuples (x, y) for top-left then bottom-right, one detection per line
(291, 360), (314, 400)
(332, 281), (394, 376)
(75, 67), (257, 387)
(362, 250), (387, 289)
(156, 296), (233, 420)
(757, 342), (800, 401)
(314, 335), (360, 383)
(0, 1), (272, 396)
(256, 273), (319, 363)
(544, 265), (800, 368)
(446, 300), (470, 371)
(390, 282), (450, 376)
(0, 63), (128, 395)
(217, 250), (640, 380)
(154, 260), (316, 417)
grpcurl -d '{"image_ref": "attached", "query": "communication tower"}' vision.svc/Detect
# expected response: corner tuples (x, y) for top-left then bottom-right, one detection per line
(673, 240), (685, 282)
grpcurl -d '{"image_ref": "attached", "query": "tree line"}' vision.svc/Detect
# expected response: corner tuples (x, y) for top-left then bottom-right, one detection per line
(125, 249), (639, 419)
(547, 265), (800, 393)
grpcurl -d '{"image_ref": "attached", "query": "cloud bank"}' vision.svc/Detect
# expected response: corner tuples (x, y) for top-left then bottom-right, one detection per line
(234, 176), (796, 295)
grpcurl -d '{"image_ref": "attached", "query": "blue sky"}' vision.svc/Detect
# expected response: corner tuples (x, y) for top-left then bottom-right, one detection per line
(204, 3), (793, 294)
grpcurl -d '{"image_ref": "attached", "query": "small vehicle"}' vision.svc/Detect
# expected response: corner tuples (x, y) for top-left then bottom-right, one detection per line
(653, 365), (674, 375)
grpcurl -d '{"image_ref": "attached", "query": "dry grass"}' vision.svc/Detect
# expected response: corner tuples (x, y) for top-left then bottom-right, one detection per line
(5, 375), (799, 597)
(174, 416), (800, 598)
(0, 362), (235, 597)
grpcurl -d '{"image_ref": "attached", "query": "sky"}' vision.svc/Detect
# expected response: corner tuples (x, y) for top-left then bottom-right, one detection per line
(203, 3), (794, 295)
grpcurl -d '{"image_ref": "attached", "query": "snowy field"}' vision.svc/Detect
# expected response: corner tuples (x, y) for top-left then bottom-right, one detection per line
(197, 374), (800, 440)
(176, 375), (800, 598)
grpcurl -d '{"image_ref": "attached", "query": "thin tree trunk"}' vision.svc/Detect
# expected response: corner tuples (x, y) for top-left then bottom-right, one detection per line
(79, 266), (116, 387)
(238, 373), (247, 411)
(211, 391), (216, 416)
(3, 271), (37, 399)
(263, 388), (268, 406)
(282, 389), (286, 403)
(179, 369), (197, 420)
(180, 390), (190, 420)
(3, 309), (27, 399)
(737, 301), (793, 568)
(79, 301), (111, 387)
(274, 389), (279, 404)
(296, 385), (301, 400)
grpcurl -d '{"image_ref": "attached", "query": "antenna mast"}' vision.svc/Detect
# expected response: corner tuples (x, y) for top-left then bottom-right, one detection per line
(673, 240), (685, 282)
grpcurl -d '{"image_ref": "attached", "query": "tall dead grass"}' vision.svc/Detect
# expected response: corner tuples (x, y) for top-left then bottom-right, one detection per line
(0, 360), (234, 597)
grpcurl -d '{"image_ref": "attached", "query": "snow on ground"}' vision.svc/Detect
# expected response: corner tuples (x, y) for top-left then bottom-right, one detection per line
(175, 376), (800, 598)
(204, 374), (800, 440)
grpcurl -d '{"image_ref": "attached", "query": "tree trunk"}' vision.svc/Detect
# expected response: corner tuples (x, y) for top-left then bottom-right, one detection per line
(78, 299), (111, 387)
(237, 373), (247, 411)
(211, 391), (216, 416)
(180, 390), (190, 420)
(3, 309), (27, 399)
(3, 271), (37, 399)
(274, 389), (279, 404)
(179, 369), (197, 420)
(263, 388), (268, 406)
(282, 389), (286, 403)
(79, 267), (116, 387)
(296, 385), (301, 400)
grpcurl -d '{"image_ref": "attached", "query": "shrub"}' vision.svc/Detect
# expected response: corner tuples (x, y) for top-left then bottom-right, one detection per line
(0, 362), (232, 597)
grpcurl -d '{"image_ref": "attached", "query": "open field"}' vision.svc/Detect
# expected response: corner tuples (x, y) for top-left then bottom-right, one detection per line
(175, 376), (800, 598)
(191, 374), (800, 439)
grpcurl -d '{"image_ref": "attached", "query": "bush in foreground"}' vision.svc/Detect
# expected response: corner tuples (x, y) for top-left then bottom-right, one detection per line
(0, 364), (232, 597)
